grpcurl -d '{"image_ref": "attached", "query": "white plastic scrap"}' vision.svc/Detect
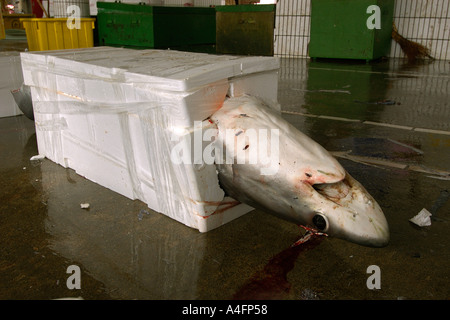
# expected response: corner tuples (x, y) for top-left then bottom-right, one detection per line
(80, 203), (90, 209)
(30, 154), (45, 161)
(409, 208), (432, 227)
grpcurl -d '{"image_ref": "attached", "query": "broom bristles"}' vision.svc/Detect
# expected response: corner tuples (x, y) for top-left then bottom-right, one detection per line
(392, 22), (434, 63)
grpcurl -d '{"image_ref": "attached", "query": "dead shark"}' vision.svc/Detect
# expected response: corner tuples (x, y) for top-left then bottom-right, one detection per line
(210, 95), (389, 247)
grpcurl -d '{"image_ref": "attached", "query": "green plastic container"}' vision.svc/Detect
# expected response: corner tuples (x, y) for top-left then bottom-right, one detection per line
(97, 2), (216, 48)
(309, 0), (394, 61)
(215, 4), (276, 56)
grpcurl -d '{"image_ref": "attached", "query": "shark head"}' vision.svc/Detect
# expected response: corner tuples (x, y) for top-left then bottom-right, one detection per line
(211, 95), (389, 247)
(299, 172), (390, 247)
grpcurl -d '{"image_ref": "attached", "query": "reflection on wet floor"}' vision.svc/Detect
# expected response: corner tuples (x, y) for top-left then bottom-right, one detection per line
(280, 58), (450, 131)
(0, 58), (449, 300)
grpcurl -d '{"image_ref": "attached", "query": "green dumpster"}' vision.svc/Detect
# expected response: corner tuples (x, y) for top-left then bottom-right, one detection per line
(309, 0), (394, 61)
(97, 2), (216, 49)
(215, 4), (276, 56)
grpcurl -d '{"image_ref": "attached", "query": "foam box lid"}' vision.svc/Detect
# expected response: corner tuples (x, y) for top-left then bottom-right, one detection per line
(21, 47), (280, 92)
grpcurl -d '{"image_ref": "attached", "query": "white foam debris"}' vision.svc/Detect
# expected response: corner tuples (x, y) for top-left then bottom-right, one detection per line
(30, 154), (45, 161)
(409, 208), (432, 227)
(80, 203), (90, 209)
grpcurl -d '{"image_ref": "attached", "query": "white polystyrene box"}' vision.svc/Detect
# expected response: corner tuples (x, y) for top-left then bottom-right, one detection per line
(0, 52), (24, 118)
(21, 47), (280, 232)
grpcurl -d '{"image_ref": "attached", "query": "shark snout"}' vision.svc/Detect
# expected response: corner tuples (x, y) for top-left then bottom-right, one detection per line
(311, 173), (390, 247)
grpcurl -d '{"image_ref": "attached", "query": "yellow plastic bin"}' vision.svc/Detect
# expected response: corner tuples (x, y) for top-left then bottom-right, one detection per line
(20, 18), (95, 51)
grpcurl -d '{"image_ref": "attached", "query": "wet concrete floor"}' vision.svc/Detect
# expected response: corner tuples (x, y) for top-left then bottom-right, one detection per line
(0, 57), (449, 300)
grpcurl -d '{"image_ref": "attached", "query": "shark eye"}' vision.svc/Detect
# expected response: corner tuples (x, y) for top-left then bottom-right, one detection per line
(312, 214), (328, 231)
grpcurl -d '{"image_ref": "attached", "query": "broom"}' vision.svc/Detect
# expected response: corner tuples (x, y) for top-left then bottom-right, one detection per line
(392, 22), (434, 63)
(36, 0), (49, 18)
